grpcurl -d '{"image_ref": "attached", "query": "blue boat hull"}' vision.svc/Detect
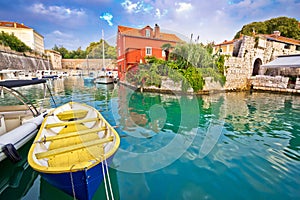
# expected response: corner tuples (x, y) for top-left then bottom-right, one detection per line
(41, 162), (107, 200)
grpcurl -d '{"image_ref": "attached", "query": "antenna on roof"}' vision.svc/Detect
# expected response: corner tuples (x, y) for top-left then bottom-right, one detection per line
(195, 35), (199, 43)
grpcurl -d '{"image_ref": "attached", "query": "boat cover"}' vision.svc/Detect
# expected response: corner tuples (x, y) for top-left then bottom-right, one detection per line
(0, 79), (46, 88)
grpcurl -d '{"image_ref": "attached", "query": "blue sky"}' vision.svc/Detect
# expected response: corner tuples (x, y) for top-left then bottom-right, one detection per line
(1, 0), (299, 50)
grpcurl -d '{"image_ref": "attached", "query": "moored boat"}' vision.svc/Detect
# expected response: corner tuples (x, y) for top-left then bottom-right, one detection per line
(0, 79), (49, 163)
(27, 101), (120, 200)
(94, 75), (114, 84)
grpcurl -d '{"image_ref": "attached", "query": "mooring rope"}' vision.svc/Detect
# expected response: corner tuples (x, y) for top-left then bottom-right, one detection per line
(70, 165), (76, 200)
(101, 154), (115, 200)
(104, 155), (114, 200)
(101, 157), (109, 200)
(70, 172), (76, 200)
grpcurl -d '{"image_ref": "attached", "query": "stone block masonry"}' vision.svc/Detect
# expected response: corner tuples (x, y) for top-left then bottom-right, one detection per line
(61, 59), (114, 70)
(0, 50), (51, 71)
(223, 35), (300, 91)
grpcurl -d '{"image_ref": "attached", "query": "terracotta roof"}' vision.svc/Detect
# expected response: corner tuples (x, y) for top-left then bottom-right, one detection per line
(216, 33), (300, 47)
(262, 34), (300, 45)
(215, 39), (236, 46)
(118, 25), (182, 42)
(0, 21), (31, 29)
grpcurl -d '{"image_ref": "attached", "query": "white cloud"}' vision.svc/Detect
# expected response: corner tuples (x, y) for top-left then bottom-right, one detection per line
(155, 8), (168, 19)
(36, 0), (300, 50)
(121, 0), (170, 21)
(52, 30), (72, 38)
(233, 0), (272, 10)
(100, 13), (114, 26)
(175, 2), (193, 13)
(45, 30), (87, 50)
(121, 0), (155, 14)
(155, 8), (162, 18)
(121, 0), (140, 13)
(29, 3), (85, 19)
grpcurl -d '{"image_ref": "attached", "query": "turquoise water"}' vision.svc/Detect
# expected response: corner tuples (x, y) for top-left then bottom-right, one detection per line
(0, 77), (299, 200)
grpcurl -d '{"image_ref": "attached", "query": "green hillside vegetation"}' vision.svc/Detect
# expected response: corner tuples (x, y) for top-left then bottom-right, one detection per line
(0, 31), (32, 52)
(234, 16), (300, 40)
(53, 39), (117, 59)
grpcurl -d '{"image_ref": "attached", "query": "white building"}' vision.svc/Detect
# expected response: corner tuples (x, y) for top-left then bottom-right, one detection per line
(45, 49), (62, 70)
(0, 21), (44, 54)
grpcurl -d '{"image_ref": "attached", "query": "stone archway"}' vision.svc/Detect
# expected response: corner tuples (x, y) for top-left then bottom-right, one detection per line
(252, 58), (262, 76)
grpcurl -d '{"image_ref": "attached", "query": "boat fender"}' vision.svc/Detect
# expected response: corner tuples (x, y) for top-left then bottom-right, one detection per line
(2, 143), (22, 163)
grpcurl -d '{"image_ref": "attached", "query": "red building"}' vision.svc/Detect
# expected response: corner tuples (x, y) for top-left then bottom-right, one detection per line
(116, 24), (182, 81)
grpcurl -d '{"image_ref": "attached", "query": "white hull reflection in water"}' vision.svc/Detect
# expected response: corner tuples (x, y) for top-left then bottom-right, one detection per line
(198, 120), (224, 158)
(0, 78), (299, 200)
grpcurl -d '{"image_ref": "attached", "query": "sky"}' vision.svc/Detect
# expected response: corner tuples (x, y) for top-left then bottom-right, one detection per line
(1, 0), (299, 50)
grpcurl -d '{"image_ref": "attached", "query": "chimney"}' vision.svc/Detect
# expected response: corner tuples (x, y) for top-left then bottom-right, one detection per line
(273, 31), (281, 37)
(154, 24), (160, 38)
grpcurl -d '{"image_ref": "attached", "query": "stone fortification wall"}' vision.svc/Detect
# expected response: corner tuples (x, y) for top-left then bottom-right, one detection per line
(62, 59), (115, 70)
(223, 35), (300, 91)
(224, 56), (252, 90)
(296, 78), (300, 90)
(0, 45), (52, 71)
(224, 36), (255, 90)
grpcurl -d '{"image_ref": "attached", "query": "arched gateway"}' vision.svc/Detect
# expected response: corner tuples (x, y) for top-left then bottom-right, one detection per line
(252, 58), (262, 76)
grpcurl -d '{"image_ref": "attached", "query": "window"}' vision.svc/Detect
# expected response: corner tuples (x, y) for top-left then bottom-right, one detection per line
(284, 44), (291, 49)
(118, 48), (121, 57)
(146, 47), (152, 56)
(146, 29), (150, 37)
(162, 50), (166, 57)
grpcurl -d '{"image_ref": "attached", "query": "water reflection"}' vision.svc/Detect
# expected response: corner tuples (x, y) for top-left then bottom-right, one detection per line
(0, 140), (38, 200)
(114, 88), (300, 199)
(0, 78), (299, 200)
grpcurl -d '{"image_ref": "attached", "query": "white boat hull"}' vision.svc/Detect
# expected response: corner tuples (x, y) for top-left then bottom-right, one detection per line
(94, 76), (114, 84)
(0, 114), (45, 162)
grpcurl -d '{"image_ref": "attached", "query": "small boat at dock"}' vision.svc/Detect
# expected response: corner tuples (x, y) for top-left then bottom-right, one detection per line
(0, 79), (49, 163)
(27, 101), (120, 200)
(94, 75), (114, 84)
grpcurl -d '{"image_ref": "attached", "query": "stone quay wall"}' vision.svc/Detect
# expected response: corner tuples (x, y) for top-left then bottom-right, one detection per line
(251, 76), (300, 94)
(251, 75), (290, 89)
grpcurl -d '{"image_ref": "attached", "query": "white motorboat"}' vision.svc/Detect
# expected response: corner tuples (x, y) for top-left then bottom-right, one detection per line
(94, 75), (114, 84)
(0, 79), (51, 163)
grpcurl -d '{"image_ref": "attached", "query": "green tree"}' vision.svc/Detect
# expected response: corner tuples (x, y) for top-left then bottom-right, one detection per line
(234, 16), (300, 40)
(52, 39), (116, 59)
(86, 39), (116, 59)
(172, 42), (215, 69)
(127, 42), (225, 92)
(53, 45), (69, 58)
(0, 31), (31, 52)
(161, 43), (172, 61)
